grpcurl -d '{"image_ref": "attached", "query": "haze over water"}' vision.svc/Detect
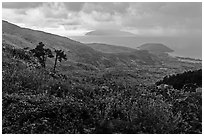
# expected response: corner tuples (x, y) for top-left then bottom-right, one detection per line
(70, 36), (202, 59)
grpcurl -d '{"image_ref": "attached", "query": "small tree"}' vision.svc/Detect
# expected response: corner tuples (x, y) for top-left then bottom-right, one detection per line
(53, 49), (67, 72)
(30, 42), (54, 68)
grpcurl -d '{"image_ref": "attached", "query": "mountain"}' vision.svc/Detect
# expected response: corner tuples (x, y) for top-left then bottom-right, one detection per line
(2, 20), (160, 69)
(85, 43), (160, 65)
(85, 29), (136, 36)
(86, 43), (137, 53)
(138, 43), (174, 53)
(2, 21), (108, 68)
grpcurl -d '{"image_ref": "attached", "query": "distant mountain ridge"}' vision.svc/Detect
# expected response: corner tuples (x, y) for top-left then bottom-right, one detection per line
(85, 29), (136, 36)
(138, 43), (174, 53)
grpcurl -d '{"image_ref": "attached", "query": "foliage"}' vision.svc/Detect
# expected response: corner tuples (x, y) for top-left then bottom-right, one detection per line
(53, 49), (67, 72)
(2, 44), (202, 134)
(30, 42), (54, 68)
(156, 69), (202, 90)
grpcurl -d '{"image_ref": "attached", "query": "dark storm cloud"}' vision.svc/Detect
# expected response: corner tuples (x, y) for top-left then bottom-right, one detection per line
(2, 2), (42, 9)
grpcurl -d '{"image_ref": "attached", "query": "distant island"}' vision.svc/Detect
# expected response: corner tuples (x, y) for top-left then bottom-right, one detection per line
(138, 43), (174, 53)
(85, 29), (136, 36)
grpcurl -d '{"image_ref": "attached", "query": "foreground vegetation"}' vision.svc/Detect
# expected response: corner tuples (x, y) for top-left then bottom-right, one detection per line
(2, 44), (202, 134)
(156, 69), (202, 90)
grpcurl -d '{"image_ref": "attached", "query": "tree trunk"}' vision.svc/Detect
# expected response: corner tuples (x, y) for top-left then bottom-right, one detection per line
(53, 54), (58, 72)
(41, 55), (46, 68)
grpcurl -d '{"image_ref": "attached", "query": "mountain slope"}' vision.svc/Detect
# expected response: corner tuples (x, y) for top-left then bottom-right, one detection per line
(2, 20), (160, 69)
(86, 43), (137, 53)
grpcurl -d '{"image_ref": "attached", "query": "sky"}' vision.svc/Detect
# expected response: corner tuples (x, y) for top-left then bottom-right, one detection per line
(2, 2), (202, 37)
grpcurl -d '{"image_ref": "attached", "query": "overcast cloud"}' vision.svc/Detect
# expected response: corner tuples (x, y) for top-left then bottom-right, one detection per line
(2, 2), (202, 36)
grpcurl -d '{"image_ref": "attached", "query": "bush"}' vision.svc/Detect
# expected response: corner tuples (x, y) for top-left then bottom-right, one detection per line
(156, 69), (202, 90)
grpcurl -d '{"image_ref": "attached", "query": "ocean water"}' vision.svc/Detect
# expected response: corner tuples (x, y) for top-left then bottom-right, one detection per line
(70, 36), (202, 59)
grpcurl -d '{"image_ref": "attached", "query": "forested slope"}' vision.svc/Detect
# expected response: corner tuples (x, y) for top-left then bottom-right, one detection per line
(2, 43), (202, 134)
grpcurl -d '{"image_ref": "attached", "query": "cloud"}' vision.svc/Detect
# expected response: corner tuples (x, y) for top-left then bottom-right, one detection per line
(158, 2), (201, 18)
(63, 2), (85, 12)
(120, 2), (201, 36)
(39, 3), (68, 19)
(2, 2), (202, 36)
(82, 2), (129, 14)
(2, 2), (42, 9)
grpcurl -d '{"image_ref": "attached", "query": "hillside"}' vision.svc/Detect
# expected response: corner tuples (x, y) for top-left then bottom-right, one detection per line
(138, 43), (174, 53)
(2, 20), (104, 67)
(156, 69), (202, 90)
(86, 43), (159, 65)
(2, 21), (160, 68)
(85, 29), (136, 36)
(2, 43), (202, 134)
(86, 43), (137, 53)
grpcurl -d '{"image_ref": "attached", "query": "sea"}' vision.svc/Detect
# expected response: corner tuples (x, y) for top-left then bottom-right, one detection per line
(70, 36), (202, 59)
